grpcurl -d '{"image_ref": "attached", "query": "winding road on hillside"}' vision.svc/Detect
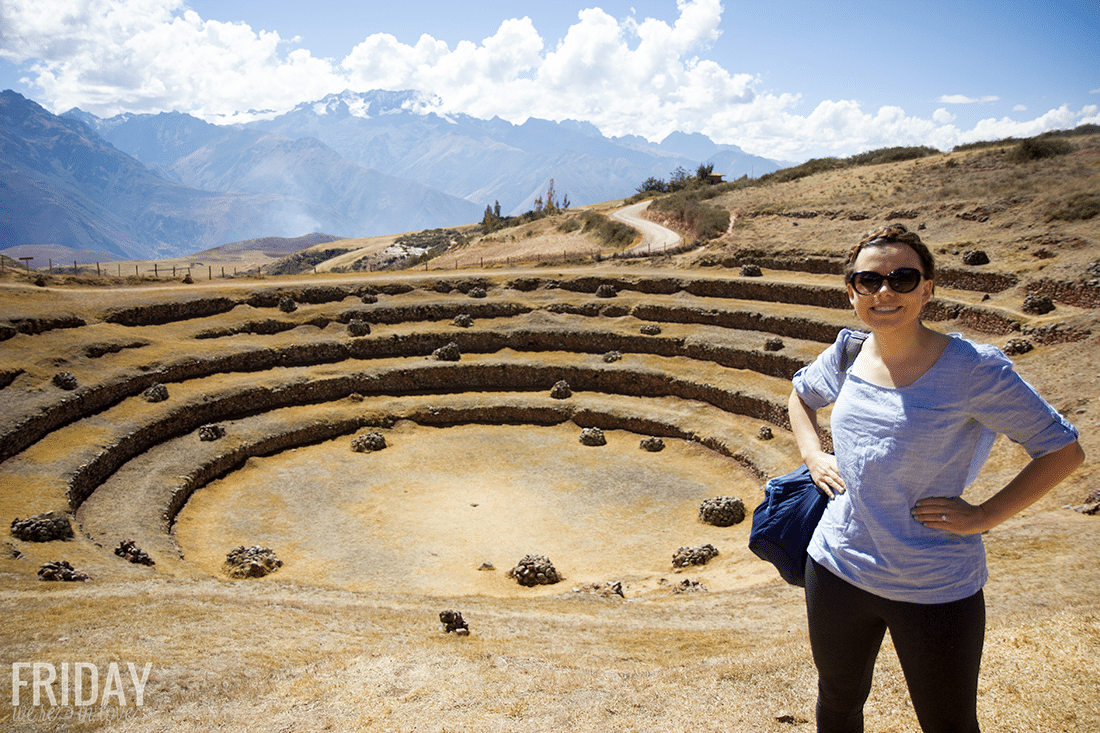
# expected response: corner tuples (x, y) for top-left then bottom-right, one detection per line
(611, 200), (683, 256)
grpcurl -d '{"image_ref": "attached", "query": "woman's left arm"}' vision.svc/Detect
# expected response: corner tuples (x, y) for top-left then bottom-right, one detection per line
(913, 440), (1085, 535)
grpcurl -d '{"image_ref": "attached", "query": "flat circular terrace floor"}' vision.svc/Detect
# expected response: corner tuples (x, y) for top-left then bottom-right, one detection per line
(175, 422), (771, 597)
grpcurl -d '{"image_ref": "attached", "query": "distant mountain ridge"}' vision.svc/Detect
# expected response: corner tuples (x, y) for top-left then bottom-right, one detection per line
(1, 88), (782, 262)
(246, 90), (781, 215)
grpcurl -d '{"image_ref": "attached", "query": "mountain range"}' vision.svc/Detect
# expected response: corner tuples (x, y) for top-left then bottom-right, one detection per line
(1, 89), (781, 263)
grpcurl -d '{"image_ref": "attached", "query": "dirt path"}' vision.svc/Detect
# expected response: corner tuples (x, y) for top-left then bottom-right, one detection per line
(612, 200), (682, 256)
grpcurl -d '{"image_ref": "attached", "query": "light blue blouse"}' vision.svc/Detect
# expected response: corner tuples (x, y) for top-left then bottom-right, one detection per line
(793, 329), (1079, 604)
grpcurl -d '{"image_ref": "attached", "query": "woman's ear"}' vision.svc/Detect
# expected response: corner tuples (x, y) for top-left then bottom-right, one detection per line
(847, 282), (858, 309)
(921, 278), (935, 305)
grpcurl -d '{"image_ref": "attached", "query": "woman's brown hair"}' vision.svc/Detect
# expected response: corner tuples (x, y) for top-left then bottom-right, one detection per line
(843, 223), (936, 284)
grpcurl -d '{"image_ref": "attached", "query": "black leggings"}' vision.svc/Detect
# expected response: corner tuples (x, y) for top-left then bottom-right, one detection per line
(805, 558), (984, 733)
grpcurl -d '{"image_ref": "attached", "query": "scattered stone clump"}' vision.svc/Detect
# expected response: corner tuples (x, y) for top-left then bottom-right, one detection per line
(351, 432), (387, 453)
(1073, 488), (1100, 515)
(602, 351), (622, 363)
(1003, 338), (1034, 356)
(758, 426), (774, 440)
(508, 554), (561, 586)
(143, 383), (169, 403)
(115, 539), (155, 565)
(962, 250), (990, 266)
(550, 380), (573, 399)
(38, 560), (90, 582)
(579, 427), (606, 446)
(1022, 293), (1055, 315)
(11, 511), (73, 542)
(672, 543), (719, 568)
(573, 581), (624, 598)
(640, 436), (665, 452)
(361, 293), (379, 304)
(348, 319), (371, 336)
(278, 297), (298, 313)
(452, 313), (474, 328)
(595, 284), (618, 298)
(698, 496), (747, 527)
(432, 341), (461, 361)
(199, 424), (226, 441)
(53, 371), (78, 390)
(224, 545), (283, 579)
(468, 287), (487, 299)
(640, 324), (662, 335)
(764, 337), (785, 351)
(439, 610), (470, 635)
(669, 578), (707, 593)
(740, 264), (763, 277)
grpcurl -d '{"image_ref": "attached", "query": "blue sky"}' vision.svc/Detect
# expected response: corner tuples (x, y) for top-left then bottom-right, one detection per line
(1, 0), (1097, 161)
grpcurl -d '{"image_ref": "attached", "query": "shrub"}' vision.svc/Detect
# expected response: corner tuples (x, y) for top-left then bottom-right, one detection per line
(1009, 137), (1074, 163)
(1046, 193), (1100, 222)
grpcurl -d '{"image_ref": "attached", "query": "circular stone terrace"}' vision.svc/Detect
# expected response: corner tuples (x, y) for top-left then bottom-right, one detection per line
(0, 266), (1092, 598)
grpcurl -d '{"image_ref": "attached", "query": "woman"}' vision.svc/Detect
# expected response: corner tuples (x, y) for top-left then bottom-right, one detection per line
(788, 224), (1084, 733)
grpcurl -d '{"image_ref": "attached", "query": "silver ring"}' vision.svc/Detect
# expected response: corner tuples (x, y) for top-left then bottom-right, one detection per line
(941, 514), (947, 521)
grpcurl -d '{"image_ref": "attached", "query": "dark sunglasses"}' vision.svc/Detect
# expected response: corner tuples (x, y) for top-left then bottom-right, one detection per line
(848, 267), (923, 295)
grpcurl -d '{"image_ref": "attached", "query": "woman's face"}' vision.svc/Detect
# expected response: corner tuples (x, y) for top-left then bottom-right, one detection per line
(846, 242), (934, 333)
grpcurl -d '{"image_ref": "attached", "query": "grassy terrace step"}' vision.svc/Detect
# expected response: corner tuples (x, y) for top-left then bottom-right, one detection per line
(1, 350), (794, 511)
(0, 301), (841, 463)
(73, 391), (794, 572)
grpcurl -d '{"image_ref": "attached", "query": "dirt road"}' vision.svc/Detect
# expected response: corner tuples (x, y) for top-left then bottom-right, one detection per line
(612, 200), (682, 256)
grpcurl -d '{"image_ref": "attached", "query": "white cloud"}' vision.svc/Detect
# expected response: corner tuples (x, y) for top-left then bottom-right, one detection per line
(938, 94), (1000, 104)
(1013, 104), (1027, 112)
(1, 0), (344, 116)
(932, 108), (956, 124)
(2, 0), (1097, 161)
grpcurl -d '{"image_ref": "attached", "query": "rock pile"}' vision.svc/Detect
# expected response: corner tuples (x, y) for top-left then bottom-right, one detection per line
(672, 543), (719, 568)
(432, 341), (461, 361)
(764, 337), (785, 351)
(1022, 293), (1055, 315)
(452, 313), (473, 328)
(38, 560), (90, 581)
(114, 539), (154, 565)
(53, 371), (78, 390)
(224, 545), (283, 579)
(1003, 338), (1034, 356)
(348, 319), (371, 336)
(508, 554), (561, 586)
(10, 511), (73, 542)
(278, 297), (297, 313)
(670, 578), (707, 593)
(740, 264), (763, 277)
(640, 324), (662, 335)
(572, 581), (624, 598)
(962, 250), (990, 266)
(758, 426), (774, 440)
(351, 432), (387, 453)
(595, 284), (618, 298)
(199, 424), (226, 441)
(602, 351), (622, 363)
(550, 380), (572, 399)
(640, 436), (665, 452)
(439, 610), (470, 635)
(468, 287), (487, 299)
(698, 497), (747, 526)
(143, 383), (169, 403)
(579, 427), (606, 446)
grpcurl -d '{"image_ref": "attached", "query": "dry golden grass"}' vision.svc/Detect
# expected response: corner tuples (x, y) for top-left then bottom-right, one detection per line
(2, 136), (1099, 732)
